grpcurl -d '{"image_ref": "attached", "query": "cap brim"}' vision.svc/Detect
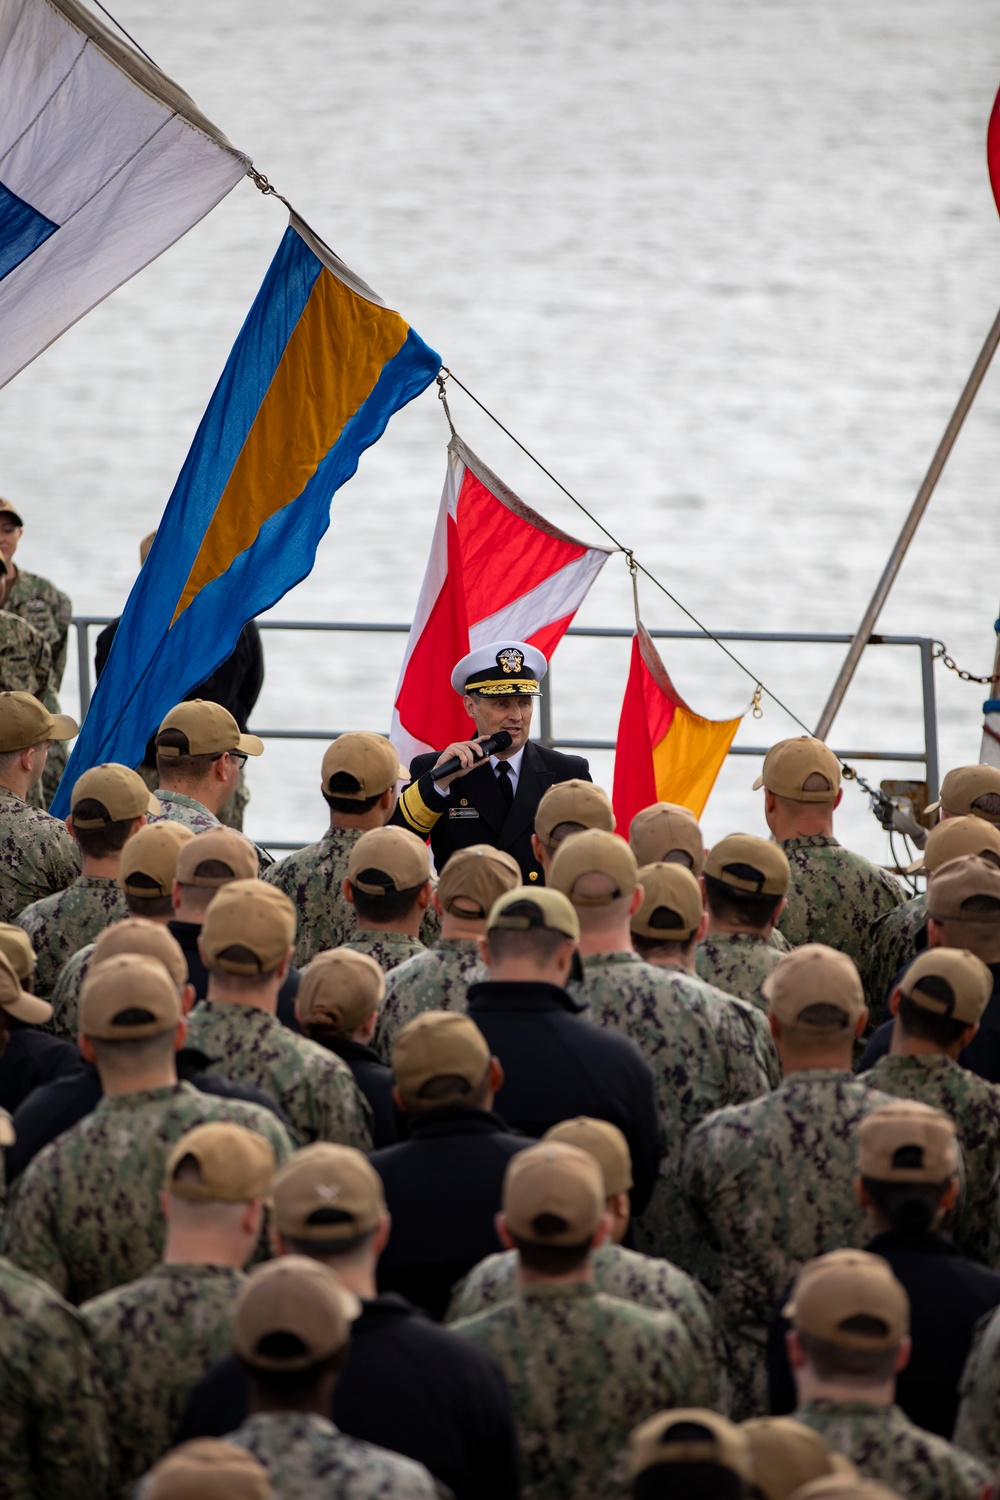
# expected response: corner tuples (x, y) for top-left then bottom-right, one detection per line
(47, 714), (79, 742)
(3, 990), (52, 1025)
(924, 800), (942, 816)
(237, 733), (265, 757)
(0, 1112), (13, 1146)
(0, 508), (23, 528)
(752, 774), (765, 790)
(146, 793), (162, 815)
(905, 853), (925, 873)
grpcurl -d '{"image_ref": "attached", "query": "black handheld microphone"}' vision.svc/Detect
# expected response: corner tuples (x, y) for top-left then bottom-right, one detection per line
(428, 730), (513, 782)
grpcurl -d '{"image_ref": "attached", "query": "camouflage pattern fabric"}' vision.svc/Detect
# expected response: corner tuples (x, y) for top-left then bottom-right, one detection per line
(16, 874), (128, 998)
(83, 1261), (245, 1492)
(777, 834), (905, 1006)
(346, 929), (426, 976)
(681, 1069), (897, 1418)
(185, 1000), (372, 1150)
(770, 928), (794, 952)
(574, 951), (774, 1277)
(0, 1081), (293, 1304)
(223, 1410), (440, 1499)
(374, 938), (487, 1059)
(264, 827), (364, 966)
(47, 940), (95, 1043)
(4, 569), (73, 808)
(0, 609), (52, 700)
(0, 1252), (110, 1499)
(865, 1052), (1000, 1265)
(445, 1239), (729, 1410)
(954, 1303), (1000, 1463)
(452, 1281), (703, 1500)
(867, 894), (927, 1021)
(0, 785), (80, 921)
(151, 790), (272, 872)
(795, 1397), (991, 1498)
(696, 931), (785, 1012)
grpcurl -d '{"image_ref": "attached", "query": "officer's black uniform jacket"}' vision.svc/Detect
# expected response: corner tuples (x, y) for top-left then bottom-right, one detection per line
(766, 1229), (1000, 1437)
(175, 1292), (521, 1500)
(369, 1105), (530, 1319)
(465, 978), (662, 1216)
(393, 740), (591, 882)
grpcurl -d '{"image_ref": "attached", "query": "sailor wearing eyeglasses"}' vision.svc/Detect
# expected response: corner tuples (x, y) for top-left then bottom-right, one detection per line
(150, 701), (272, 870)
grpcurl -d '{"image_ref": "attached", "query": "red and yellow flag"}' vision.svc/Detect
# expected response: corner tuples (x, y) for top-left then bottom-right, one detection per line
(612, 624), (741, 827)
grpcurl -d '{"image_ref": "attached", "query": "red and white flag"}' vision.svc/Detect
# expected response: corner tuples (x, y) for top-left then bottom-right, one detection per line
(391, 434), (611, 767)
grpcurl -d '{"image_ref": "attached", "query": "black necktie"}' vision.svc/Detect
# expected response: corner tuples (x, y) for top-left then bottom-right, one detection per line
(496, 760), (514, 810)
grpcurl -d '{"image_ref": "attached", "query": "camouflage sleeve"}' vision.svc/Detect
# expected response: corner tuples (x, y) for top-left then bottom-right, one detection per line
(954, 1312), (1000, 1463)
(720, 1003), (778, 1099)
(29, 1302), (110, 1497)
(319, 1071), (374, 1153)
(679, 1118), (726, 1251)
(1, 1161), (69, 1297)
(48, 945), (91, 1043)
(0, 613), (52, 700)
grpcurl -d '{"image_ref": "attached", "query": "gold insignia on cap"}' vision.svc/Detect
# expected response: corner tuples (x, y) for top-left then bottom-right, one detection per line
(497, 647), (524, 675)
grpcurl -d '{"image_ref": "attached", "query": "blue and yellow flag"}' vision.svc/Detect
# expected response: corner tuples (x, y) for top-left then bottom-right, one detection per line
(53, 215), (440, 813)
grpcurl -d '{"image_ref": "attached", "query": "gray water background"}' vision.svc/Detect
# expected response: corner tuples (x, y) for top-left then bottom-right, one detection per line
(2, 0), (1000, 861)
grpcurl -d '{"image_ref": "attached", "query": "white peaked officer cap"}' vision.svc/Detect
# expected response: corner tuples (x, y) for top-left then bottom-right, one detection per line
(452, 642), (548, 697)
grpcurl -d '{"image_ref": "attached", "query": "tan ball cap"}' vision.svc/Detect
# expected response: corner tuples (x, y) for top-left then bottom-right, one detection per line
(762, 944), (865, 1033)
(905, 814), (1000, 874)
(858, 1100), (958, 1184)
(273, 1143), (386, 1241)
(543, 1116), (633, 1196)
(347, 825), (432, 894)
(297, 949), (385, 1033)
(926, 764), (1000, 823)
(741, 1417), (856, 1499)
(503, 1141), (604, 1245)
(753, 737), (841, 803)
(897, 946), (992, 1025)
(176, 827), (259, 888)
(704, 833), (790, 897)
(200, 880), (296, 976)
(70, 763), (160, 824)
(144, 1439), (272, 1500)
(788, 1480), (903, 1500)
(0, 498), (24, 528)
(165, 1122), (275, 1202)
(549, 828), (639, 905)
(0, 924), (35, 981)
(535, 780), (616, 848)
(487, 886), (580, 942)
(783, 1249), (909, 1349)
(437, 845), (521, 918)
(92, 918), (188, 989)
(0, 947), (50, 1025)
(393, 1011), (490, 1105)
(631, 864), (703, 941)
(321, 732), (407, 799)
(925, 854), (1000, 924)
(629, 803), (706, 873)
(626, 1409), (751, 1484)
(80, 952), (181, 1038)
(156, 700), (263, 758)
(0, 691), (77, 753)
(120, 821), (194, 899)
(234, 1256), (361, 1370)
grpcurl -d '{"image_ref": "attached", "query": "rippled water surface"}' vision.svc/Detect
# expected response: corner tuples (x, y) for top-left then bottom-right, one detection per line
(3, 0), (1000, 858)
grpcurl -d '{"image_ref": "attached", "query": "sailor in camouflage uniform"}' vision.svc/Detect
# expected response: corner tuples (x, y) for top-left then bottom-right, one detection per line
(954, 1293), (1000, 1463)
(264, 732), (425, 965)
(452, 1142), (704, 1500)
(0, 691), (80, 920)
(682, 945), (896, 1417)
(374, 843), (518, 1057)
(185, 881), (371, 1149)
(788, 1249), (992, 1498)
(0, 497), (74, 808)
(867, 815), (1000, 1021)
(0, 603), (52, 702)
(445, 1115), (727, 1409)
(16, 763), (154, 996)
(695, 833), (791, 1010)
(550, 838), (773, 1276)
(2, 954), (293, 1303)
(755, 736), (905, 1004)
(82, 1122), (275, 1492)
(341, 824), (432, 975)
(227, 1255), (440, 1499)
(863, 943), (1000, 1263)
(0, 1249), (111, 1499)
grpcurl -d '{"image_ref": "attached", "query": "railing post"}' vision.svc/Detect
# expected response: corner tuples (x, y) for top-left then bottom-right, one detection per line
(76, 621), (92, 720)
(919, 637), (939, 803)
(539, 661), (554, 747)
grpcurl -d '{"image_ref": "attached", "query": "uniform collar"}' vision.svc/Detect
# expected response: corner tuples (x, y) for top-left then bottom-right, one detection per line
(466, 979), (587, 1014)
(780, 834), (840, 851)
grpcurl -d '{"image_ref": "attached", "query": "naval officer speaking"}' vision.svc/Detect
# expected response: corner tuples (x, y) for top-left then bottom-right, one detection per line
(393, 641), (591, 883)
